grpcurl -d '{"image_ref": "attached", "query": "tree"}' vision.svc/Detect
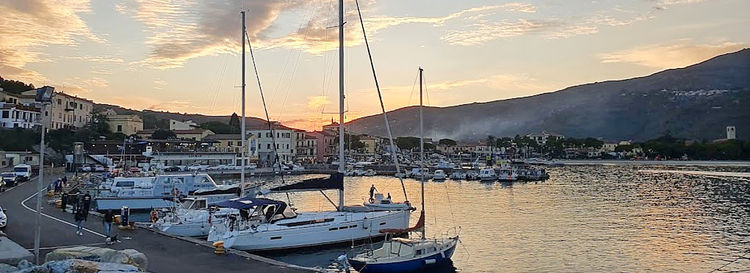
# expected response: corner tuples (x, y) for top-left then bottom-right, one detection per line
(395, 137), (420, 150)
(229, 113), (240, 132)
(0, 76), (35, 94)
(487, 135), (496, 147)
(151, 129), (176, 140)
(201, 121), (236, 134)
(438, 138), (456, 146)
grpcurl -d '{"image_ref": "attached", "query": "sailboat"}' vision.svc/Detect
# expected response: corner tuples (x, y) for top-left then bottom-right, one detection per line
(348, 68), (459, 273)
(206, 4), (412, 251)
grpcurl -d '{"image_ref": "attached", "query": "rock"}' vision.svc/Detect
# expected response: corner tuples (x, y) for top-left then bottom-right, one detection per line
(119, 249), (148, 270)
(0, 263), (18, 273)
(16, 259), (141, 273)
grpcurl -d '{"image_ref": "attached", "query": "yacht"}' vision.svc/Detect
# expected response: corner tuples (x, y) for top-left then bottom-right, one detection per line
(478, 168), (497, 182)
(152, 197), (238, 237)
(206, 10), (411, 251)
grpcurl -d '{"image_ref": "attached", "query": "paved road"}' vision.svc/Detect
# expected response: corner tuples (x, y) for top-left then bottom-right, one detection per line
(0, 174), (311, 273)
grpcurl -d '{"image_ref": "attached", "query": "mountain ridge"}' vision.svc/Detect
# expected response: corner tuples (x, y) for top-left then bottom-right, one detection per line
(346, 48), (750, 141)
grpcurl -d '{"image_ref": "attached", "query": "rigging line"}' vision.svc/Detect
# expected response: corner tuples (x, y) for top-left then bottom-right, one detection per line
(354, 0), (407, 202)
(709, 248), (750, 273)
(279, 5), (315, 112)
(407, 70), (418, 106)
(423, 73), (431, 106)
(245, 30), (284, 184)
(209, 53), (230, 111)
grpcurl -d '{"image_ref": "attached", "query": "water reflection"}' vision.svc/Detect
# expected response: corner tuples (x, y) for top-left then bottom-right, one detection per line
(220, 165), (750, 272)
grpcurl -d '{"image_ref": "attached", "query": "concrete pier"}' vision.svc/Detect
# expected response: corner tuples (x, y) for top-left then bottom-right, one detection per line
(0, 174), (313, 273)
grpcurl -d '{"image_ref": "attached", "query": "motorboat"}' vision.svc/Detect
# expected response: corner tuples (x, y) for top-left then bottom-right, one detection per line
(432, 170), (447, 181)
(478, 168), (497, 182)
(363, 169), (377, 176)
(409, 167), (432, 180)
(152, 197), (239, 237)
(449, 171), (466, 180)
(364, 193), (413, 211)
(98, 173), (220, 198)
(496, 169), (518, 182)
(465, 170), (479, 181)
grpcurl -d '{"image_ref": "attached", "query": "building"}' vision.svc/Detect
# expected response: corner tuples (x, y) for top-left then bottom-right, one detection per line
(203, 133), (258, 157)
(526, 131), (564, 145)
(136, 128), (214, 140)
(0, 102), (40, 129)
(359, 135), (379, 155)
(727, 126), (736, 140)
(20, 89), (94, 130)
(601, 142), (618, 153)
(247, 122), (296, 165)
(0, 90), (21, 104)
(295, 131), (318, 163)
(306, 131), (330, 162)
(103, 109), (143, 136)
(4, 151), (40, 166)
(169, 119), (199, 130)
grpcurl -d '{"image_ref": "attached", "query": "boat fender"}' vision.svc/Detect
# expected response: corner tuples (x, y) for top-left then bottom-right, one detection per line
(425, 259), (437, 265)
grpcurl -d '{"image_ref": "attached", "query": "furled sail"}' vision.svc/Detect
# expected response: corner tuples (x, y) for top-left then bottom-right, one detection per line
(269, 173), (344, 192)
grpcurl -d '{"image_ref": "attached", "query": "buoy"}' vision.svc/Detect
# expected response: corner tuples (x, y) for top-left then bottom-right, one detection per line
(213, 241), (226, 255)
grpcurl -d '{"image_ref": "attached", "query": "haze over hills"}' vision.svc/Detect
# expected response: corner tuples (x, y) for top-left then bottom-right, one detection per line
(347, 49), (750, 142)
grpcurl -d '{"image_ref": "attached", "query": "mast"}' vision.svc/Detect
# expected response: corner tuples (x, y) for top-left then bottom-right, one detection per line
(419, 67), (425, 239)
(337, 0), (345, 211)
(240, 11), (247, 195)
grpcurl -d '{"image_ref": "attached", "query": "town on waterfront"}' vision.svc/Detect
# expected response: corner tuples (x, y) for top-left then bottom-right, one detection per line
(1, 0), (749, 273)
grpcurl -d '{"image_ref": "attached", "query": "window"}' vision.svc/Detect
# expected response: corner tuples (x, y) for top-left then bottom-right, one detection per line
(1, 111), (7, 118)
(117, 125), (123, 132)
(57, 99), (61, 105)
(228, 141), (233, 146)
(267, 144), (271, 149)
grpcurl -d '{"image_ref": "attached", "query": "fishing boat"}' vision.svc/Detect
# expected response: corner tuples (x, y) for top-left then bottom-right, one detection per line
(496, 168), (518, 182)
(206, 6), (412, 251)
(348, 67), (458, 273)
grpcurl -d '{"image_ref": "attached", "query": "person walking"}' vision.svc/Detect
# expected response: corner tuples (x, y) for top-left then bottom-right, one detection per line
(82, 193), (92, 220)
(369, 184), (377, 202)
(103, 210), (114, 240)
(74, 209), (85, 236)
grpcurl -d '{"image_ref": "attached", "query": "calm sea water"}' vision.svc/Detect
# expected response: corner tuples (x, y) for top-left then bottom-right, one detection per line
(229, 165), (750, 272)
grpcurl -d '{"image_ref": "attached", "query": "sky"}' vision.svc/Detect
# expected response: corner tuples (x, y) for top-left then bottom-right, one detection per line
(0, 0), (748, 131)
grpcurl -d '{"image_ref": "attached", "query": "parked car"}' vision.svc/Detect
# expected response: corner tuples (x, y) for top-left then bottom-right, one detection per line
(94, 165), (106, 172)
(13, 164), (32, 182)
(1, 172), (16, 189)
(163, 166), (180, 172)
(0, 206), (7, 228)
(80, 165), (92, 172)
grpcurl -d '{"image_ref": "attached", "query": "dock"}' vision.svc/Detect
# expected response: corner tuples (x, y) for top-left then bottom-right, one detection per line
(0, 174), (315, 273)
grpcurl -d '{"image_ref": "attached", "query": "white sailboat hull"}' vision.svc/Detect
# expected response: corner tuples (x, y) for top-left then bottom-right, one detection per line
(211, 210), (410, 251)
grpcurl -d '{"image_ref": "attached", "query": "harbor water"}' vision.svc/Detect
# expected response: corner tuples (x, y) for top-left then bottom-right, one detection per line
(229, 165), (750, 272)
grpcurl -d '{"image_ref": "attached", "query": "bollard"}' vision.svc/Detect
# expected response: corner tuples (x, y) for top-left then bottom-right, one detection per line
(213, 241), (226, 255)
(120, 206), (130, 227)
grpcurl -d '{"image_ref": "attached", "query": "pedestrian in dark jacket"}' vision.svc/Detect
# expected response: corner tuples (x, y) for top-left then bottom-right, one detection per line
(103, 210), (114, 238)
(74, 209), (85, 236)
(82, 193), (92, 220)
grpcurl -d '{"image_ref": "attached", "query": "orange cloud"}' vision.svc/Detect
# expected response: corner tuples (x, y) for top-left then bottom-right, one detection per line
(599, 40), (747, 69)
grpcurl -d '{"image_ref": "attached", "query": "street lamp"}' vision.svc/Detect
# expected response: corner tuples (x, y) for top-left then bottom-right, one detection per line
(33, 86), (53, 264)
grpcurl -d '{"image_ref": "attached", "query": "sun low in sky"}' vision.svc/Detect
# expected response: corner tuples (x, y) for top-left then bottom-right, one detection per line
(0, 0), (747, 131)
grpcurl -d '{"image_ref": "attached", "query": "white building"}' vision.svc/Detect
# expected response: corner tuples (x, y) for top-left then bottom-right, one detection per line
(20, 88), (93, 130)
(0, 102), (41, 129)
(169, 119), (199, 130)
(526, 131), (564, 145)
(247, 122), (296, 165)
(727, 126), (736, 140)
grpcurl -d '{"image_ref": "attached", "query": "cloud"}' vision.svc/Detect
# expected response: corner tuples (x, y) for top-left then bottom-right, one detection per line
(63, 56), (125, 63)
(0, 0), (101, 82)
(307, 95), (330, 110)
(59, 77), (110, 95)
(598, 40), (747, 69)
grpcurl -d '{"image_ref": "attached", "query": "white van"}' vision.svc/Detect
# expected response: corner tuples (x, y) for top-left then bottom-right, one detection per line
(13, 164), (32, 182)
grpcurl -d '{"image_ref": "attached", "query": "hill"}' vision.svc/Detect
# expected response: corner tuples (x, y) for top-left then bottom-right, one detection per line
(94, 103), (269, 130)
(347, 49), (750, 141)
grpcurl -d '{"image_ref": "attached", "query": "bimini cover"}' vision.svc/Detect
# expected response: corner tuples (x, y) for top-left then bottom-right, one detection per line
(270, 173), (344, 192)
(213, 197), (284, 210)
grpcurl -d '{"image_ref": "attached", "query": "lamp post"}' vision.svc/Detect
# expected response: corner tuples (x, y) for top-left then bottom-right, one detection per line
(33, 86), (54, 264)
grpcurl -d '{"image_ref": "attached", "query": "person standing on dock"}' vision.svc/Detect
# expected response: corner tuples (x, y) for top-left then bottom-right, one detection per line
(74, 209), (85, 236)
(103, 210), (114, 240)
